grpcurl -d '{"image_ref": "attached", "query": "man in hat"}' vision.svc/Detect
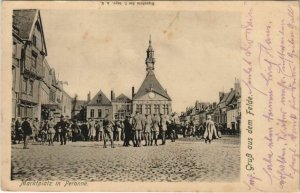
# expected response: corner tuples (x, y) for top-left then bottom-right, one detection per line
(143, 114), (152, 146)
(123, 115), (132, 147)
(151, 113), (160, 146)
(103, 114), (115, 148)
(21, 117), (32, 149)
(132, 111), (143, 147)
(56, 115), (70, 145)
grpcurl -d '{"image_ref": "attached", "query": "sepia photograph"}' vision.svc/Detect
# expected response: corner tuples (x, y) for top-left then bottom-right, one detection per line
(2, 1), (299, 192)
(11, 8), (241, 182)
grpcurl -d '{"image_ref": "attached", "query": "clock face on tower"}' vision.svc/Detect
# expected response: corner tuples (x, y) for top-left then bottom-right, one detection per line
(148, 92), (155, 99)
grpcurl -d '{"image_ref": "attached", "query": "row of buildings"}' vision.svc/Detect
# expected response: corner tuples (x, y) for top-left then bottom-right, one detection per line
(180, 78), (241, 132)
(72, 37), (173, 122)
(12, 9), (72, 122)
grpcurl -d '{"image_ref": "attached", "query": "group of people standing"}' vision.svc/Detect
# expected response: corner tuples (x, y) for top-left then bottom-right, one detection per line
(12, 113), (220, 149)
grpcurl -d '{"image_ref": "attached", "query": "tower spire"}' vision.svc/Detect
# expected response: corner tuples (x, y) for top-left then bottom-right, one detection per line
(145, 35), (155, 72)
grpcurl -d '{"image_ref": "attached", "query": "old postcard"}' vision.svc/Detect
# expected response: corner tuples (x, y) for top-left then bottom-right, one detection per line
(1, 1), (299, 192)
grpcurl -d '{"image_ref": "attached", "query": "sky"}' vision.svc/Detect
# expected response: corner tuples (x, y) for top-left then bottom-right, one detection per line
(41, 10), (240, 113)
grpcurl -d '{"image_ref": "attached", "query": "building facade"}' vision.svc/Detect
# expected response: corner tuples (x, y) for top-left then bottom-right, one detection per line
(13, 9), (47, 120)
(86, 90), (113, 121)
(132, 38), (172, 116)
(12, 9), (72, 122)
(111, 91), (132, 121)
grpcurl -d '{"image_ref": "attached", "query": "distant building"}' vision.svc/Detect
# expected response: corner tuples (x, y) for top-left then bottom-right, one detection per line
(111, 91), (132, 121)
(61, 90), (72, 119)
(215, 78), (241, 131)
(132, 37), (172, 115)
(86, 90), (113, 121)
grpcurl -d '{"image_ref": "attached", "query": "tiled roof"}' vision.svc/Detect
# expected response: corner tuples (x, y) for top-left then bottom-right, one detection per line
(112, 94), (131, 103)
(133, 70), (171, 100)
(87, 90), (111, 106)
(13, 9), (37, 39)
(219, 89), (235, 108)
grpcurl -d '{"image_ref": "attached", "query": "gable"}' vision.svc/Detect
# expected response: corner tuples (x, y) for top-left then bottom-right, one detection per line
(88, 90), (111, 106)
(112, 93), (131, 103)
(13, 9), (47, 55)
(134, 70), (171, 101)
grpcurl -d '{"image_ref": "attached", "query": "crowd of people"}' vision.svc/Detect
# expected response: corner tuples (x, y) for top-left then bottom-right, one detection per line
(11, 113), (222, 149)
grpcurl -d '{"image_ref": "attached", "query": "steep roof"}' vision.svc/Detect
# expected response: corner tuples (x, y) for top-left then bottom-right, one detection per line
(112, 94), (131, 103)
(13, 9), (37, 39)
(87, 90), (111, 106)
(218, 89), (235, 108)
(13, 9), (48, 55)
(133, 70), (171, 100)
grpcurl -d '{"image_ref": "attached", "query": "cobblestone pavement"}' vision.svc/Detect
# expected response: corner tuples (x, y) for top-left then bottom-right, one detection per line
(11, 136), (240, 182)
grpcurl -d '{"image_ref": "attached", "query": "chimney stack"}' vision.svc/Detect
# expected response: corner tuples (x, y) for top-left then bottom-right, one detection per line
(132, 87), (135, 99)
(87, 91), (91, 102)
(111, 90), (115, 101)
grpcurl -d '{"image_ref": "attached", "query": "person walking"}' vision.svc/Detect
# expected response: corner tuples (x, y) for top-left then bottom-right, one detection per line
(123, 115), (132, 147)
(203, 115), (218, 144)
(143, 114), (152, 146)
(21, 117), (32, 149)
(47, 118), (56, 145)
(151, 113), (160, 146)
(160, 114), (168, 145)
(56, 116), (70, 145)
(132, 111), (143, 147)
(103, 114), (115, 148)
(88, 119), (96, 141)
(169, 119), (176, 142)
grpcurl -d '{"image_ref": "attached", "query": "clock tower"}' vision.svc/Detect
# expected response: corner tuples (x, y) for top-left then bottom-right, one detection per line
(132, 36), (172, 115)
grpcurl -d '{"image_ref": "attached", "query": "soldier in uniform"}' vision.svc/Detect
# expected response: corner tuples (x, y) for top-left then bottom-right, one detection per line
(103, 114), (115, 148)
(71, 120), (80, 142)
(151, 113), (160, 146)
(143, 114), (152, 146)
(132, 111), (143, 147)
(56, 116), (70, 145)
(21, 117), (32, 149)
(169, 118), (176, 142)
(160, 114), (168, 145)
(123, 115), (132, 147)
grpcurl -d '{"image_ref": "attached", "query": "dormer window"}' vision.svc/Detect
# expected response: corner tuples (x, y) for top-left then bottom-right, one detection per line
(97, 94), (102, 104)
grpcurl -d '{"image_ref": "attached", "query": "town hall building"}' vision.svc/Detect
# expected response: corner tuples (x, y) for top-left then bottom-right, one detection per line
(132, 37), (172, 115)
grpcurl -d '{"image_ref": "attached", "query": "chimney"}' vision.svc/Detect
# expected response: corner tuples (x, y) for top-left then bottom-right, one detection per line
(87, 91), (91, 102)
(132, 86), (135, 99)
(213, 102), (217, 108)
(111, 90), (115, 101)
(219, 92), (224, 101)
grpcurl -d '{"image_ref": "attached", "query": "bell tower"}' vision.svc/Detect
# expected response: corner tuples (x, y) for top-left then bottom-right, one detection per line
(145, 35), (155, 72)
